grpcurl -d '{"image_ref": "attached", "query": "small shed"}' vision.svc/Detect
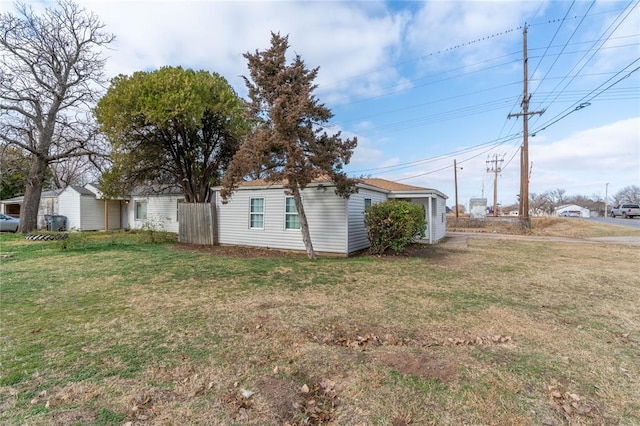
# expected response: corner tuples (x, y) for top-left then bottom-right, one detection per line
(58, 185), (124, 231)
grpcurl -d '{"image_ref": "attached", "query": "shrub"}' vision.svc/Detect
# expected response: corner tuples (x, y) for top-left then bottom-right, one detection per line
(364, 200), (426, 254)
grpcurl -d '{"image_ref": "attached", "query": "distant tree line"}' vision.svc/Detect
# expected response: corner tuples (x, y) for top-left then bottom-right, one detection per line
(498, 186), (640, 216)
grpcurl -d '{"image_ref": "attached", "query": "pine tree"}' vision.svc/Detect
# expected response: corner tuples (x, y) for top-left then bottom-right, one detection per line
(222, 33), (357, 260)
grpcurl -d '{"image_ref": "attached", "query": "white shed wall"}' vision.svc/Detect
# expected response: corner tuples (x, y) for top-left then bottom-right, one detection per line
(434, 196), (447, 241)
(129, 195), (183, 233)
(216, 187), (348, 254)
(347, 188), (388, 253)
(58, 188), (81, 230)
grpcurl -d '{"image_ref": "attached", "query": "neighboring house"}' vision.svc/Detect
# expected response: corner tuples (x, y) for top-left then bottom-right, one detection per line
(212, 177), (447, 256)
(0, 189), (62, 230)
(555, 204), (590, 218)
(1, 183), (183, 232)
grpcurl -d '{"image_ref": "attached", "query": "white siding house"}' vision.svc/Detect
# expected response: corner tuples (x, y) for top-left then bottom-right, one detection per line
(213, 178), (447, 255)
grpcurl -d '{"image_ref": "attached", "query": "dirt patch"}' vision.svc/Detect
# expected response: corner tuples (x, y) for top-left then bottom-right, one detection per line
(375, 351), (457, 382)
(256, 376), (300, 421)
(51, 409), (97, 425)
(174, 241), (444, 260)
(173, 242), (308, 258)
(222, 375), (339, 424)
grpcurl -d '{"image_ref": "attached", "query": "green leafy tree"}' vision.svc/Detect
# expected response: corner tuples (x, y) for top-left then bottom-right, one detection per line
(95, 66), (247, 202)
(0, 146), (30, 200)
(1, 0), (114, 232)
(222, 33), (358, 260)
(365, 200), (426, 255)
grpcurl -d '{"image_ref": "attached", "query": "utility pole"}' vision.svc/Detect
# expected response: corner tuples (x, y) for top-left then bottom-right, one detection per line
(605, 182), (609, 217)
(486, 154), (504, 217)
(454, 159), (462, 218)
(508, 24), (545, 228)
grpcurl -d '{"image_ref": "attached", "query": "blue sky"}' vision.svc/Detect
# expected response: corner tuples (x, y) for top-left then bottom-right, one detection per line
(7, 0), (638, 207)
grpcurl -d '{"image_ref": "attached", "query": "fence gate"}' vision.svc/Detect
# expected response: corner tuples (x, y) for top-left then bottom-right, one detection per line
(178, 203), (218, 245)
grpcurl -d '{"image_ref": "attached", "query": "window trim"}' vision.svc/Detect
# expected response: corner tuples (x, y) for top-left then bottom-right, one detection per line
(134, 200), (147, 221)
(284, 196), (300, 230)
(249, 197), (265, 230)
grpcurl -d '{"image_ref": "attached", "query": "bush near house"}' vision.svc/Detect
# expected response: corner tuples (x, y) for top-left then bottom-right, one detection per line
(365, 200), (426, 254)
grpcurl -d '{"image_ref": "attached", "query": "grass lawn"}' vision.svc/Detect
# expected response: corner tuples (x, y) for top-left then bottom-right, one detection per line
(1, 222), (638, 425)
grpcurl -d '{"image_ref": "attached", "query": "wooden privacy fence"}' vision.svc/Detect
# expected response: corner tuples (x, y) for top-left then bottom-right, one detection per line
(178, 203), (218, 245)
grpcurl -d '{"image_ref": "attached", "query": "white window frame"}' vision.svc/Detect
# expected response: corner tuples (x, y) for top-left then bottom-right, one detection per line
(134, 200), (147, 221)
(284, 196), (300, 230)
(364, 198), (372, 209)
(249, 197), (265, 229)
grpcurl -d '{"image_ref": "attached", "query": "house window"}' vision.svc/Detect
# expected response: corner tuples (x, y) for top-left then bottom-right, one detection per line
(364, 198), (372, 209)
(250, 197), (264, 229)
(135, 201), (147, 221)
(285, 197), (300, 230)
(176, 199), (185, 221)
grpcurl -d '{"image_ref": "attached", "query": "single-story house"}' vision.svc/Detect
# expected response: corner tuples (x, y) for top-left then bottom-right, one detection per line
(1, 183), (184, 232)
(212, 177), (448, 256)
(555, 204), (590, 218)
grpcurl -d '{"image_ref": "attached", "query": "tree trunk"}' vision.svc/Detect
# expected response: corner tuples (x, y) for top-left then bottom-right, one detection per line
(291, 185), (316, 260)
(18, 155), (48, 233)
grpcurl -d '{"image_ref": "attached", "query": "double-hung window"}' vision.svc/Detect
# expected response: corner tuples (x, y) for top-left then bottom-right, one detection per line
(285, 197), (300, 230)
(250, 198), (264, 229)
(135, 201), (147, 221)
(364, 198), (372, 209)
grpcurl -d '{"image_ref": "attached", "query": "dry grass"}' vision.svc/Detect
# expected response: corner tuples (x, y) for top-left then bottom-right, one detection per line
(448, 215), (640, 238)
(1, 224), (638, 425)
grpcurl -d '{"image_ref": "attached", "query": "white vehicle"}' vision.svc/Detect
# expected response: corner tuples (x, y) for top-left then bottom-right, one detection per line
(610, 204), (640, 218)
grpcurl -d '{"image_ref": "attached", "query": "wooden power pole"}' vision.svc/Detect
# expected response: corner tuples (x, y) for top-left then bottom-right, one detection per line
(486, 154), (503, 217)
(508, 24), (545, 228)
(454, 159), (460, 218)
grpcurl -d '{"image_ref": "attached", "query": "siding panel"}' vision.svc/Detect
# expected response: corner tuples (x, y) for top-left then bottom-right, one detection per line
(347, 188), (387, 253)
(216, 187), (348, 254)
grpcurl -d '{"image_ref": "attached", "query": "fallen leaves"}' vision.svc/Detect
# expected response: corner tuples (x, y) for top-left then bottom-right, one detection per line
(547, 383), (596, 420)
(306, 327), (514, 349)
(223, 377), (339, 424)
(444, 335), (513, 346)
(290, 379), (338, 425)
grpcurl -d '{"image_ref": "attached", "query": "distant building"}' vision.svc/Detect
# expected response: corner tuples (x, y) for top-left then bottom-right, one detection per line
(555, 204), (590, 218)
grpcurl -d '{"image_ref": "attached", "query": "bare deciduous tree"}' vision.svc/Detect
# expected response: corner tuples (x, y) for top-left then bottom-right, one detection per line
(0, 0), (114, 232)
(613, 185), (640, 205)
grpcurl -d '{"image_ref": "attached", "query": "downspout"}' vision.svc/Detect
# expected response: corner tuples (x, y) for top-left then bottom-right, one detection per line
(345, 193), (349, 255)
(428, 196), (433, 244)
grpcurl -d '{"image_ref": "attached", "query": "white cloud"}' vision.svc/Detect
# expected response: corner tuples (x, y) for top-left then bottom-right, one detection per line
(77, 0), (409, 102)
(530, 117), (639, 195)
